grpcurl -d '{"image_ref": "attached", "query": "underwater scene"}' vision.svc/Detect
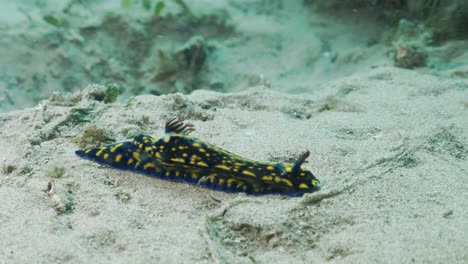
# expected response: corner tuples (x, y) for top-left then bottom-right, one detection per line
(0, 0), (467, 263)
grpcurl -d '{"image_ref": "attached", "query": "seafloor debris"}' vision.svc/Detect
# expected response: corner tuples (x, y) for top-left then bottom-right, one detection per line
(47, 180), (74, 214)
(114, 190), (131, 203)
(1, 163), (16, 175)
(394, 41), (427, 68)
(84, 83), (120, 104)
(48, 165), (65, 179)
(78, 125), (116, 149)
(47, 181), (66, 214)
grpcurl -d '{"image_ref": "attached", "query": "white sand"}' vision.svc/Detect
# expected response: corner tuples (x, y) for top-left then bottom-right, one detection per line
(1, 67), (467, 263)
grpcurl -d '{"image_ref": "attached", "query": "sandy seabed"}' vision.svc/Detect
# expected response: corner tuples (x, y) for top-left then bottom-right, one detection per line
(0, 67), (467, 263)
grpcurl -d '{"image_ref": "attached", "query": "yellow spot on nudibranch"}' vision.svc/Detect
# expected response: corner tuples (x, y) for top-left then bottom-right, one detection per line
(127, 158), (134, 165)
(227, 179), (236, 187)
(171, 158), (185, 163)
(193, 143), (200, 147)
(144, 163), (156, 169)
(215, 165), (230, 171)
(115, 154), (122, 162)
(242, 170), (256, 177)
(182, 153), (188, 157)
(133, 152), (141, 162)
(95, 147), (106, 157)
(110, 143), (123, 153)
(282, 179), (293, 187)
(103, 153), (109, 159)
(312, 179), (319, 186)
(164, 135), (170, 143)
(266, 166), (274, 171)
(85, 149), (91, 154)
(199, 148), (206, 153)
(299, 183), (308, 189)
(219, 179), (225, 184)
(285, 166), (292, 173)
(197, 161), (208, 167)
(155, 152), (161, 158)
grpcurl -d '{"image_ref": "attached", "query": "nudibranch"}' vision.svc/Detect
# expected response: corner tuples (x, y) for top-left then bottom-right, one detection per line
(76, 117), (320, 196)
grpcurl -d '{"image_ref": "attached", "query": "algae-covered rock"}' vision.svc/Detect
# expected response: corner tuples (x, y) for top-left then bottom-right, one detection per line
(394, 41), (427, 68)
(85, 83), (120, 103)
(78, 125), (116, 148)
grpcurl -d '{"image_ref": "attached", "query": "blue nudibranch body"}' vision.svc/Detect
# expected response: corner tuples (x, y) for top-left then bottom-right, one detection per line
(75, 117), (320, 196)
